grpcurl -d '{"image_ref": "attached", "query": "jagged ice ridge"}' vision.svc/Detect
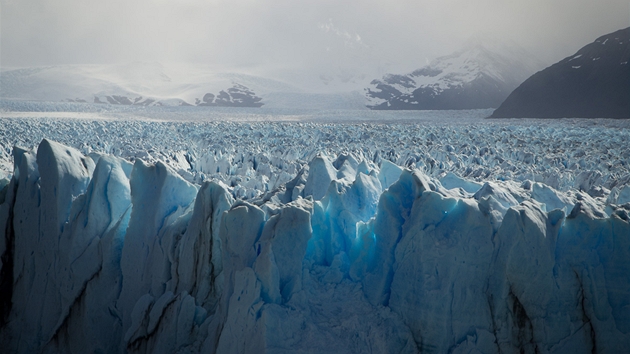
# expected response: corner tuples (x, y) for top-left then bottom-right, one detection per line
(1, 117), (629, 202)
(0, 136), (629, 353)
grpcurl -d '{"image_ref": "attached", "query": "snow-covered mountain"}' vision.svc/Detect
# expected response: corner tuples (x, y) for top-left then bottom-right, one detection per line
(0, 62), (380, 109)
(365, 37), (542, 110)
(492, 27), (630, 118)
(0, 63), (300, 107)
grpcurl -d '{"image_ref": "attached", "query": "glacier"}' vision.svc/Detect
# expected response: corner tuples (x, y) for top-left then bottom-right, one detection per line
(0, 106), (629, 353)
(0, 132), (629, 353)
(1, 110), (629, 200)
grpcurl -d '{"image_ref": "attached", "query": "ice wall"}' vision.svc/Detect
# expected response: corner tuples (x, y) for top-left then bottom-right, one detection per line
(0, 140), (628, 353)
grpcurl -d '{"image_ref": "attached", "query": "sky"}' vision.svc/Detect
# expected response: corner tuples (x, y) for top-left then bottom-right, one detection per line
(1, 0), (629, 88)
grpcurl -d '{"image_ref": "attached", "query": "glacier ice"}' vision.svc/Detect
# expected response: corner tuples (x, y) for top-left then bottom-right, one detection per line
(1, 101), (630, 353)
(0, 136), (628, 353)
(2, 113), (629, 200)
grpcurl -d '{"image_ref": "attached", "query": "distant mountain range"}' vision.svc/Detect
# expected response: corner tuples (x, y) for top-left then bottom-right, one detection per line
(491, 27), (630, 118)
(365, 38), (542, 110)
(0, 63), (297, 108)
(85, 83), (263, 107)
(0, 63), (377, 110)
(6, 28), (627, 117)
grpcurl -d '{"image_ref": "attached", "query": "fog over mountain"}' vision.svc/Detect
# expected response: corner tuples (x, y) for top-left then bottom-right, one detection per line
(1, 0), (628, 92)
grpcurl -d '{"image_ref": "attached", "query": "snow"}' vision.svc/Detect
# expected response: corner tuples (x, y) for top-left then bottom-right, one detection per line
(0, 106), (629, 353)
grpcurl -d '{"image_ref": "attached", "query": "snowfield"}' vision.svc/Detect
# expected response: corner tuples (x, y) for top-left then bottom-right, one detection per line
(0, 102), (629, 353)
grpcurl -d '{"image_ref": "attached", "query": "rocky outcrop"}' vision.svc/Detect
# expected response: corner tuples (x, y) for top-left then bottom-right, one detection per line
(196, 84), (263, 107)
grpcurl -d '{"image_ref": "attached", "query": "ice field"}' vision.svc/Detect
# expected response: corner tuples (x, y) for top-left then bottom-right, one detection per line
(0, 102), (629, 353)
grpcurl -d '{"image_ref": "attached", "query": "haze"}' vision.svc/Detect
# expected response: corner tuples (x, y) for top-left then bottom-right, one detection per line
(1, 0), (628, 89)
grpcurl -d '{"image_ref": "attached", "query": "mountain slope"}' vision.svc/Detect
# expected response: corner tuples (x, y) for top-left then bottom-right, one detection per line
(365, 38), (541, 110)
(492, 27), (630, 118)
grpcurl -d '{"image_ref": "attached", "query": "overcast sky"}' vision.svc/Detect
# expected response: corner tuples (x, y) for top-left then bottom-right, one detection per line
(1, 0), (629, 81)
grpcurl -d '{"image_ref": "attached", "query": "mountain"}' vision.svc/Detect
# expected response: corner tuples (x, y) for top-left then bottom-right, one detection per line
(0, 63), (300, 108)
(0, 62), (378, 109)
(491, 28), (630, 118)
(365, 38), (542, 110)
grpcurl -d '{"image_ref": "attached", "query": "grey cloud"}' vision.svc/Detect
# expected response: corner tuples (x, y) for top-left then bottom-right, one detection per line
(1, 0), (628, 84)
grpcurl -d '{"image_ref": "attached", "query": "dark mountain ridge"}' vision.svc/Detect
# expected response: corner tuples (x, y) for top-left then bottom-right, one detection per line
(492, 27), (630, 118)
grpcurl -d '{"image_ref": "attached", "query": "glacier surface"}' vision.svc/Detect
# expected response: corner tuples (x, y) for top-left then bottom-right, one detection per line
(0, 108), (629, 353)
